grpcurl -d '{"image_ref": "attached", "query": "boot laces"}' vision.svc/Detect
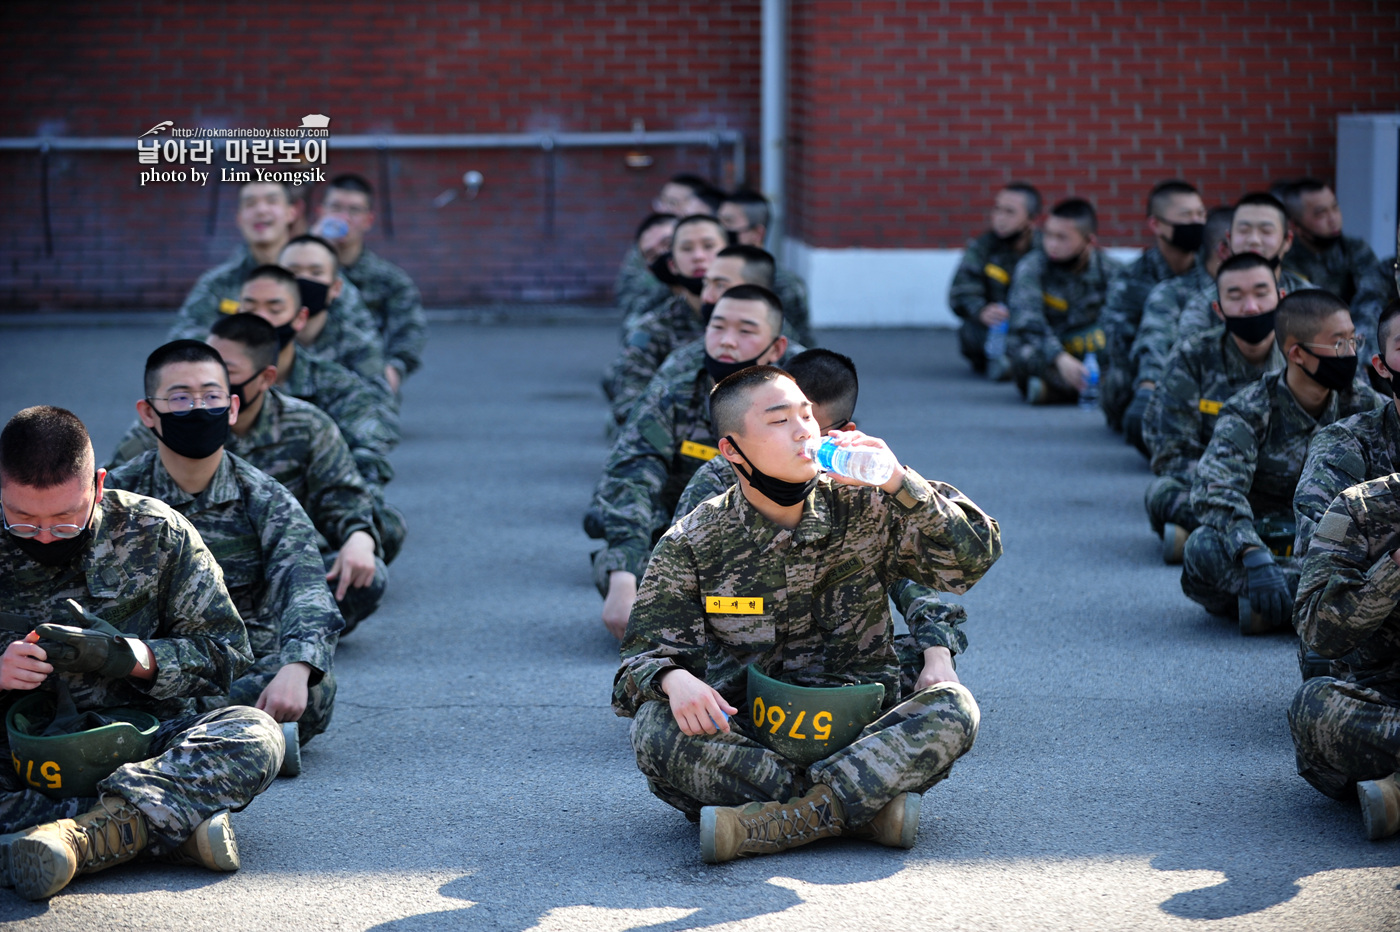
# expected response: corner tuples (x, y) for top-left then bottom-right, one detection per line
(78, 795), (142, 866)
(740, 795), (837, 844)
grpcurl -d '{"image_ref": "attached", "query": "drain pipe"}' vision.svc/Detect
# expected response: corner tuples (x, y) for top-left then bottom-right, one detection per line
(761, 0), (788, 257)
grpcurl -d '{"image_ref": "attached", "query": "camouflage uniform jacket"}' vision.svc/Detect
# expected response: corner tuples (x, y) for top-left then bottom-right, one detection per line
(105, 450), (341, 679)
(282, 349), (399, 487)
(0, 488), (251, 721)
(1130, 264), (1214, 387)
(1174, 269), (1312, 347)
(342, 247), (427, 378)
(615, 246), (671, 331)
(1006, 248), (1124, 371)
(1143, 324), (1283, 479)
(1293, 402), (1400, 559)
(1283, 236), (1390, 337)
(607, 294), (706, 426)
(774, 266), (814, 346)
(671, 456), (971, 656)
(593, 342), (720, 580)
(1191, 369), (1383, 559)
(612, 470), (1001, 717)
(1293, 475), (1400, 699)
(1100, 246), (1181, 377)
(298, 296), (393, 394)
(947, 230), (1038, 322)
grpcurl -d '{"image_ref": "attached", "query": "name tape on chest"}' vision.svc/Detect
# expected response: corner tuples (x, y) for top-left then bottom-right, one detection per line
(1042, 293), (1069, 313)
(983, 263), (1010, 285)
(706, 596), (764, 614)
(1198, 399), (1223, 415)
(218, 298), (240, 315)
(680, 440), (720, 461)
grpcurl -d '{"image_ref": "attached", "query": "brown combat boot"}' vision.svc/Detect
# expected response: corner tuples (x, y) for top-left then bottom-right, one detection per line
(847, 792), (922, 848)
(1162, 524), (1188, 565)
(10, 797), (149, 900)
(699, 784), (845, 864)
(162, 811), (240, 872)
(1358, 773), (1400, 841)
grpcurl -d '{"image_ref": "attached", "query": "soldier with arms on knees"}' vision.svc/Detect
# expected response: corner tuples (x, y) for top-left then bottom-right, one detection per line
(105, 341), (342, 774)
(614, 367), (1000, 863)
(0, 406), (282, 900)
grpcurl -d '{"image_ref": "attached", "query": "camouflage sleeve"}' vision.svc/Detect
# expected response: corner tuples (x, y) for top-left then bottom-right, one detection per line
(607, 319), (674, 427)
(1190, 406), (1265, 557)
(1347, 240), (1390, 341)
(248, 477), (343, 675)
(878, 469), (1002, 595)
(167, 268), (226, 341)
(1175, 292), (1215, 346)
(594, 380), (678, 578)
(105, 418), (158, 470)
(612, 528), (709, 717)
(317, 380), (401, 488)
(1007, 253), (1061, 373)
(775, 271), (811, 345)
(333, 325), (392, 389)
(672, 456), (736, 524)
(614, 246), (648, 302)
(380, 269), (427, 377)
(140, 511), (253, 700)
(304, 423), (382, 554)
(1132, 279), (1183, 386)
(947, 236), (992, 321)
(1144, 345), (1204, 478)
(890, 579), (968, 656)
(1293, 481), (1400, 657)
(1292, 425), (1368, 560)
(1098, 271), (1138, 371)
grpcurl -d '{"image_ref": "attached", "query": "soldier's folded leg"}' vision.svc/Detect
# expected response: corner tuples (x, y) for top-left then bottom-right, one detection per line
(326, 552), (389, 634)
(1099, 361), (1134, 432)
(958, 319), (989, 373)
(96, 706), (283, 858)
(1180, 526), (1247, 618)
(1144, 475), (1195, 538)
(1288, 677), (1400, 809)
(629, 700), (807, 819)
(372, 494), (408, 566)
(227, 668), (337, 746)
(809, 681), (980, 827)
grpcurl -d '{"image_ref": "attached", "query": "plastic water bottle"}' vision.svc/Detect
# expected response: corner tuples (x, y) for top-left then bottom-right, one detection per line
(806, 435), (897, 486)
(984, 317), (1008, 361)
(316, 216), (349, 240)
(1079, 351), (1100, 411)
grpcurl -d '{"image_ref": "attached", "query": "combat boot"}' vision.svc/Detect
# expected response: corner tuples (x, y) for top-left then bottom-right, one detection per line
(280, 722), (302, 777)
(1358, 773), (1400, 841)
(163, 811), (239, 872)
(1162, 523), (1187, 565)
(699, 784), (845, 864)
(1025, 377), (1049, 405)
(847, 792), (922, 849)
(0, 828), (37, 888)
(10, 797), (149, 900)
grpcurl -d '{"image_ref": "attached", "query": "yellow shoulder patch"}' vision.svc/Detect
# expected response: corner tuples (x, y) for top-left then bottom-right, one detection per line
(680, 440), (719, 461)
(706, 596), (763, 615)
(218, 298), (240, 315)
(1042, 293), (1069, 313)
(1315, 511), (1351, 543)
(1198, 399), (1223, 415)
(983, 263), (1010, 285)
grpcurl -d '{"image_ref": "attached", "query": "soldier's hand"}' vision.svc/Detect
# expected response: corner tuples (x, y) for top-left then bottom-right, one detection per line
(915, 646), (960, 691)
(978, 303), (1009, 327)
(1242, 549), (1292, 630)
(327, 530), (378, 601)
(603, 571), (638, 641)
(384, 365), (402, 394)
(0, 633), (51, 691)
(819, 429), (906, 493)
(1055, 352), (1089, 393)
(660, 668), (738, 736)
(256, 662), (311, 723)
(33, 624), (139, 679)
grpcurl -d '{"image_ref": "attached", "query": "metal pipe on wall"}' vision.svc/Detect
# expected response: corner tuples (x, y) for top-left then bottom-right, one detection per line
(761, 0), (788, 256)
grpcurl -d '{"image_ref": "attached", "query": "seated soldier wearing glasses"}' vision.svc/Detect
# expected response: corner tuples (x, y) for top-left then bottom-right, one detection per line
(105, 341), (343, 776)
(1181, 290), (1383, 634)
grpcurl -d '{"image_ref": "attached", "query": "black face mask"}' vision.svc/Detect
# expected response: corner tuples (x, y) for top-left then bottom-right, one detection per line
(273, 321), (297, 351)
(703, 337), (779, 384)
(994, 227), (1027, 247)
(150, 407), (229, 460)
(724, 436), (818, 508)
(649, 252), (679, 287)
(1048, 251), (1085, 272)
(700, 302), (716, 326)
(297, 278), (330, 317)
(1222, 308), (1277, 346)
(229, 374), (259, 408)
(1298, 345), (1359, 393)
(1163, 221), (1205, 253)
(1310, 232), (1344, 250)
(1378, 360), (1400, 399)
(9, 482), (97, 568)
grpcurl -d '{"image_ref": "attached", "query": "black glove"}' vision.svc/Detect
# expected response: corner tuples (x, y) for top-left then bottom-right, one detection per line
(1242, 548), (1291, 630)
(34, 624), (139, 679)
(1123, 388), (1152, 457)
(60, 598), (124, 637)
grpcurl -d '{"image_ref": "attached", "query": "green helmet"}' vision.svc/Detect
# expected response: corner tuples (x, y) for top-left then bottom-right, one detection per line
(6, 693), (159, 800)
(745, 665), (885, 767)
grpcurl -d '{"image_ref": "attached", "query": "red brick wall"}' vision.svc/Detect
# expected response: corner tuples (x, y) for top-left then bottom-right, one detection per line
(787, 0), (1400, 249)
(0, 2), (760, 309)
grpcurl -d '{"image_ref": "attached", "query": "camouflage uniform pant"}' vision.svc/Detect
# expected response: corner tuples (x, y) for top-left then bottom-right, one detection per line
(1288, 677), (1400, 801)
(1099, 357), (1135, 431)
(630, 681), (980, 826)
(195, 666), (337, 745)
(373, 493), (408, 566)
(325, 552), (388, 634)
(1144, 475), (1197, 537)
(958, 319), (990, 371)
(1011, 356), (1081, 404)
(0, 706), (282, 855)
(1180, 525), (1300, 618)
